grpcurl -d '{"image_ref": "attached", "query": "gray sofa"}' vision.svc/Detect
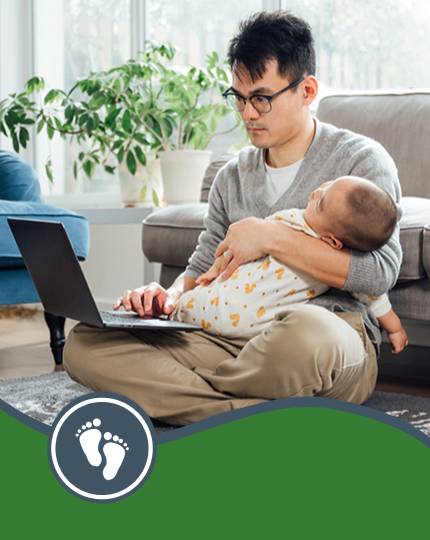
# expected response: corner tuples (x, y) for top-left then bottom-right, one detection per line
(142, 91), (430, 381)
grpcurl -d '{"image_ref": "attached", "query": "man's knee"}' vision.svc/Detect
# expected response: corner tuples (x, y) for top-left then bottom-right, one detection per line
(259, 305), (366, 395)
(267, 304), (359, 362)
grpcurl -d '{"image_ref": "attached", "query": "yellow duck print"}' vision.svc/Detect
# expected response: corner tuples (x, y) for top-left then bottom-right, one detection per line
(257, 306), (266, 318)
(285, 289), (296, 297)
(229, 313), (240, 327)
(257, 257), (271, 271)
(244, 283), (257, 294)
(186, 298), (195, 309)
(275, 267), (285, 280)
(210, 296), (219, 307)
(306, 289), (316, 299)
(230, 269), (240, 280)
(201, 320), (211, 331)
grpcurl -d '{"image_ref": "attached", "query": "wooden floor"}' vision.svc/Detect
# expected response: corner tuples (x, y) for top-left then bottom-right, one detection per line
(1, 308), (430, 398)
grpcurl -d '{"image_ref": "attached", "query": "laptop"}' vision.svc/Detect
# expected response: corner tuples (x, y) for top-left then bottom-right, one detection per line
(7, 218), (201, 332)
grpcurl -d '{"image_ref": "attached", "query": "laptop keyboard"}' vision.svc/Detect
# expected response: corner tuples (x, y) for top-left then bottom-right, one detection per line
(100, 310), (172, 325)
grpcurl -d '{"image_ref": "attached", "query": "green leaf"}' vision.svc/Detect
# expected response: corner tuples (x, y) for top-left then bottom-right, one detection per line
(65, 105), (75, 123)
(134, 145), (146, 166)
(78, 113), (89, 127)
(88, 93), (106, 110)
(0, 122), (7, 136)
(112, 139), (124, 151)
(122, 110), (132, 133)
(19, 127), (29, 148)
(36, 117), (45, 134)
(11, 132), (20, 153)
(85, 117), (94, 136)
(117, 147), (125, 164)
(106, 108), (121, 128)
(45, 158), (53, 184)
(20, 116), (35, 125)
(104, 165), (116, 174)
(25, 76), (45, 94)
(126, 149), (137, 175)
(83, 160), (94, 178)
(134, 132), (150, 145)
(44, 89), (60, 104)
(53, 117), (63, 132)
(47, 124), (54, 140)
(152, 188), (160, 206)
(140, 185), (147, 203)
(73, 160), (78, 179)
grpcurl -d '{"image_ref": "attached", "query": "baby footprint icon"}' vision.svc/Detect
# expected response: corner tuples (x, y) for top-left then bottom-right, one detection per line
(76, 418), (102, 467)
(102, 432), (130, 481)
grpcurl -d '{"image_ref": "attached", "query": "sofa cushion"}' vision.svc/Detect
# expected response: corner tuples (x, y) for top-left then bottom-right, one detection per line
(0, 150), (42, 202)
(0, 200), (89, 267)
(143, 203), (208, 268)
(199, 154), (234, 203)
(389, 279), (430, 321)
(316, 91), (430, 198)
(398, 197), (430, 281)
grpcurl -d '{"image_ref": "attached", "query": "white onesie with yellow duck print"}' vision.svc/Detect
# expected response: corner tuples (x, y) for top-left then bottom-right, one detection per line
(170, 208), (391, 339)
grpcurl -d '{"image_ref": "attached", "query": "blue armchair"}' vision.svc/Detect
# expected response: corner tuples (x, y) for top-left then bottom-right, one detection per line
(0, 150), (89, 365)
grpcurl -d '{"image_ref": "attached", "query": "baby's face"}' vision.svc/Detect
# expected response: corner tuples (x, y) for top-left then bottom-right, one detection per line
(304, 178), (350, 236)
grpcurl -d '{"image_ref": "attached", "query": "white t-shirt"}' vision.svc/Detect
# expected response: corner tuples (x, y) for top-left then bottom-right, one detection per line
(263, 159), (303, 207)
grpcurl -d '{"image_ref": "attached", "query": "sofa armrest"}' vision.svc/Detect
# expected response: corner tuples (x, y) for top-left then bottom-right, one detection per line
(398, 197), (430, 281)
(142, 203), (207, 268)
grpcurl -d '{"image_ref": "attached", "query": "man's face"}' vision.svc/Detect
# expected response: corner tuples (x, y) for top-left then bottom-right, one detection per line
(231, 59), (311, 149)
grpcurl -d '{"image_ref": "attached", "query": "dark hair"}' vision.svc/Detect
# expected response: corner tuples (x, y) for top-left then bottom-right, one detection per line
(227, 11), (316, 84)
(337, 179), (398, 252)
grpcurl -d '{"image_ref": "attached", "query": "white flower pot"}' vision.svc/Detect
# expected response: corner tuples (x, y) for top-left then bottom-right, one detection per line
(160, 150), (212, 204)
(118, 156), (163, 207)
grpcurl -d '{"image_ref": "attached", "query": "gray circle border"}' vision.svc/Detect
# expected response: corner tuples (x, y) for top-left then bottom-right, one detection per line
(47, 392), (157, 503)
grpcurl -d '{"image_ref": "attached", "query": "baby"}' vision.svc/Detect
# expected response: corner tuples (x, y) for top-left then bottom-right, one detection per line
(170, 176), (408, 354)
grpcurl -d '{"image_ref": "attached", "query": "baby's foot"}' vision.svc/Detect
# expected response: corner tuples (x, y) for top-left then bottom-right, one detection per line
(76, 418), (102, 467)
(101, 432), (129, 481)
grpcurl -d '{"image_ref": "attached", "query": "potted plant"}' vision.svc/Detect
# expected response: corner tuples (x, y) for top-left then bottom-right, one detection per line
(0, 41), (236, 206)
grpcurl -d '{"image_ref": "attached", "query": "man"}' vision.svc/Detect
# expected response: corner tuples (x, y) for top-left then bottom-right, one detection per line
(64, 11), (402, 425)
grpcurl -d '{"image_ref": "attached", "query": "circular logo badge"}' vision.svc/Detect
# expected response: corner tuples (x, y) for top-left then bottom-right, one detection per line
(49, 393), (156, 502)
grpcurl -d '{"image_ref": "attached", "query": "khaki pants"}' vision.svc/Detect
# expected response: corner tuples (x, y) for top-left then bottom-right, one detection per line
(64, 304), (378, 426)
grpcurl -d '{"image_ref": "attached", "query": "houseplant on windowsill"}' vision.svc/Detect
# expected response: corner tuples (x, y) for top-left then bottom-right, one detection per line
(0, 41), (236, 206)
(146, 49), (235, 204)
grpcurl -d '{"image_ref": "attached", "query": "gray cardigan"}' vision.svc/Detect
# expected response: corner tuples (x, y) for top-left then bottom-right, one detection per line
(184, 117), (403, 352)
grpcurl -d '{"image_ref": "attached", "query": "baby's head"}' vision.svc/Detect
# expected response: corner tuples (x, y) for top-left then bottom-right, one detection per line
(304, 176), (398, 251)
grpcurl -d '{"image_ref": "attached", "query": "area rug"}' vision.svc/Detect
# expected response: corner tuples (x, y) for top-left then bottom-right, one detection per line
(0, 371), (429, 437)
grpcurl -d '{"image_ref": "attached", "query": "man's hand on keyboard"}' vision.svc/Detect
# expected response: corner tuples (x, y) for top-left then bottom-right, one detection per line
(113, 282), (180, 318)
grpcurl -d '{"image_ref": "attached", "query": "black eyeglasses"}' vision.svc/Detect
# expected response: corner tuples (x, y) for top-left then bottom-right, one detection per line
(222, 77), (305, 114)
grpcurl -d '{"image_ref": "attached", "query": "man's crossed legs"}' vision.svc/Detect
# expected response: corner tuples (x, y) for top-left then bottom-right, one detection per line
(64, 305), (378, 426)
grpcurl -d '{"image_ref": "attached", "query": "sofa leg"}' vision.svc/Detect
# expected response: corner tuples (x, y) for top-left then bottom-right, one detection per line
(44, 311), (65, 366)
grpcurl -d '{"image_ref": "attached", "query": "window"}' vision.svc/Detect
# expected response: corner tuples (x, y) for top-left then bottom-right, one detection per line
(33, 0), (132, 194)
(30, 0), (262, 196)
(22, 1), (430, 196)
(281, 0), (430, 103)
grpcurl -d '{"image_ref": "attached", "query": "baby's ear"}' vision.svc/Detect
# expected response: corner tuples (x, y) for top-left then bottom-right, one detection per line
(321, 234), (343, 250)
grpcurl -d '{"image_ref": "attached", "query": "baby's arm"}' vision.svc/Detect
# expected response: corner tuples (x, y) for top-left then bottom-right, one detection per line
(377, 309), (408, 354)
(352, 292), (408, 354)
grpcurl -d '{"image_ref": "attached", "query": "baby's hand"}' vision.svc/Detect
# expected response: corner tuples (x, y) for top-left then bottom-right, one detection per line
(388, 327), (409, 354)
(195, 256), (228, 286)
